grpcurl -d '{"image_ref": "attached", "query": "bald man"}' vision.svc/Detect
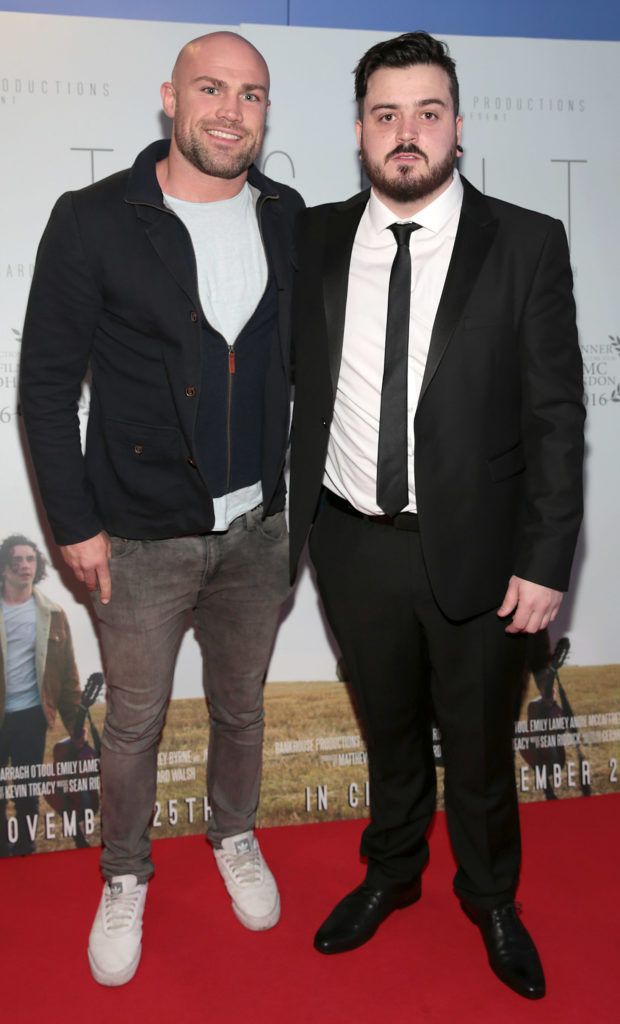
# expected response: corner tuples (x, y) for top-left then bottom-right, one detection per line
(20, 33), (304, 986)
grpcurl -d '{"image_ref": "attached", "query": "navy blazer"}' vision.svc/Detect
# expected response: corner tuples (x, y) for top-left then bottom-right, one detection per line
(20, 140), (304, 545)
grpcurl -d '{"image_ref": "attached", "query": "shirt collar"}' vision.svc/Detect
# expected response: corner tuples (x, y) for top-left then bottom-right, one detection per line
(368, 169), (463, 238)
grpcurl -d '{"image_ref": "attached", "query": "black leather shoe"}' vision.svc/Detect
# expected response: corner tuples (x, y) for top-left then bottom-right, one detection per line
(461, 900), (546, 999)
(314, 878), (421, 954)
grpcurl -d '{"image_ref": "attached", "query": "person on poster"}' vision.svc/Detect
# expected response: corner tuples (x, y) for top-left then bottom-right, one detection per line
(20, 32), (303, 987)
(0, 534), (81, 856)
(289, 32), (584, 1000)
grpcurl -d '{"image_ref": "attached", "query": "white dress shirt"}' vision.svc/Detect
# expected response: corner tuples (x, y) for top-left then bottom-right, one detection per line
(324, 170), (464, 514)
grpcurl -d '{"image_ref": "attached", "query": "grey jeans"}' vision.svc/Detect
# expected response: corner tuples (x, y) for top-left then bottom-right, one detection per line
(93, 506), (289, 881)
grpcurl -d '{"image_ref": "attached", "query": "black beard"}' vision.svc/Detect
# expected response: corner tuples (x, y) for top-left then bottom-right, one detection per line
(174, 122), (258, 180)
(361, 142), (456, 205)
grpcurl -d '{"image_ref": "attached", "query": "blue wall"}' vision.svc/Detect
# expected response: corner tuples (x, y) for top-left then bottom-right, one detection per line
(1, 0), (619, 40)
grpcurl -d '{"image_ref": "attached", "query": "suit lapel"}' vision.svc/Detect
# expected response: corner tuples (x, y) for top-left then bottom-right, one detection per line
(322, 193), (368, 396)
(136, 206), (200, 307)
(418, 179), (498, 404)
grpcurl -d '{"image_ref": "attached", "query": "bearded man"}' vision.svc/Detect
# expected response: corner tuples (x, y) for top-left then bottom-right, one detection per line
(21, 31), (303, 986)
(288, 31), (584, 1000)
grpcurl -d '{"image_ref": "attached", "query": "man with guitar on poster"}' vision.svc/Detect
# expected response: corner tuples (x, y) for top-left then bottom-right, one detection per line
(0, 533), (81, 855)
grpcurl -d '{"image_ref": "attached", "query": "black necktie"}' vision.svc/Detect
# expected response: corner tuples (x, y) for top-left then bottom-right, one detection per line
(376, 221), (421, 517)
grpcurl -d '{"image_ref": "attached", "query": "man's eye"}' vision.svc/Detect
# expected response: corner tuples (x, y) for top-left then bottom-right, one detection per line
(380, 113), (395, 122)
(202, 86), (218, 95)
(243, 93), (260, 102)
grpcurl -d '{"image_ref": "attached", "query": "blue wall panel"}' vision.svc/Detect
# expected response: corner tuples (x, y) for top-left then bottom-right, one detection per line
(289, 0), (620, 40)
(1, 0), (619, 39)
(0, 1), (289, 25)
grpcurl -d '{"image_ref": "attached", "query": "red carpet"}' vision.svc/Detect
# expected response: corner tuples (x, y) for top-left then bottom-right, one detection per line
(3, 796), (618, 1023)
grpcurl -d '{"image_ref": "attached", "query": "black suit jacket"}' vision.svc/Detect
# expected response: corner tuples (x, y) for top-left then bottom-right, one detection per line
(289, 177), (584, 621)
(20, 140), (304, 546)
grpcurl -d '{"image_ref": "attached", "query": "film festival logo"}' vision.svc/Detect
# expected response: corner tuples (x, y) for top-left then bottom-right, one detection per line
(582, 335), (620, 409)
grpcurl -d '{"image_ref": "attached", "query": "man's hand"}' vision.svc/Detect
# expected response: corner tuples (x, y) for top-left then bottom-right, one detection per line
(497, 575), (563, 634)
(60, 532), (112, 604)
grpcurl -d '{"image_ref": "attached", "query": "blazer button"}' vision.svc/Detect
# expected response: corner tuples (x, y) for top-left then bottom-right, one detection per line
(187, 457), (197, 468)
(321, 417), (328, 428)
(185, 385), (197, 398)
(133, 444), (144, 455)
(190, 310), (199, 323)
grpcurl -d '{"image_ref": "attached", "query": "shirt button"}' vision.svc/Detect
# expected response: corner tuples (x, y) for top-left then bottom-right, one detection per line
(190, 310), (199, 323)
(133, 444), (144, 455)
(185, 385), (197, 398)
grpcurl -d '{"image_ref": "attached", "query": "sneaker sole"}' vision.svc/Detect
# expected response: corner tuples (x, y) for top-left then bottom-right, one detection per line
(232, 892), (281, 931)
(88, 946), (141, 987)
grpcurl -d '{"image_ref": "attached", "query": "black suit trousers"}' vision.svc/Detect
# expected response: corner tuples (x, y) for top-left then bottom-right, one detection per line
(310, 497), (527, 909)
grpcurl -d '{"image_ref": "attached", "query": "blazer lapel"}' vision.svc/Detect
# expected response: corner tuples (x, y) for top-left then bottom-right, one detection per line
(323, 192), (368, 397)
(418, 180), (498, 403)
(136, 205), (200, 307)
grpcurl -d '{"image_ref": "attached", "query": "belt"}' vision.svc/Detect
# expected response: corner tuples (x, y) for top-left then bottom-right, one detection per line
(324, 489), (419, 532)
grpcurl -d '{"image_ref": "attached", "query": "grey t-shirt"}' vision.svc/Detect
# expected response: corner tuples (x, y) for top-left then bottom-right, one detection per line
(2, 597), (39, 712)
(164, 183), (268, 344)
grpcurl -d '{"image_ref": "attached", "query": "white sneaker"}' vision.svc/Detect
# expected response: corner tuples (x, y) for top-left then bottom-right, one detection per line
(214, 831), (280, 931)
(88, 875), (148, 986)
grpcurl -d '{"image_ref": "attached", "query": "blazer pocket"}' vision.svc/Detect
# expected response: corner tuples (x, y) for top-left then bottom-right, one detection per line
(105, 419), (182, 460)
(487, 443), (525, 482)
(103, 419), (190, 511)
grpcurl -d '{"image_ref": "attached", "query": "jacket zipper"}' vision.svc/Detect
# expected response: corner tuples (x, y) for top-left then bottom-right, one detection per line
(225, 191), (277, 494)
(225, 345), (235, 491)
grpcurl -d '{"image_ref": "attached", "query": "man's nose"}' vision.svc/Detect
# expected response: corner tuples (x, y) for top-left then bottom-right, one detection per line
(217, 95), (242, 123)
(397, 117), (419, 142)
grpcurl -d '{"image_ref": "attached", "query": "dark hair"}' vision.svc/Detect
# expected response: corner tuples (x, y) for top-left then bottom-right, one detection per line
(0, 534), (48, 586)
(354, 31), (459, 116)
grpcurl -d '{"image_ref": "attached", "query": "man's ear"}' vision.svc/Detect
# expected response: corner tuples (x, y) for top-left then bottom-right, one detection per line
(160, 81), (176, 119)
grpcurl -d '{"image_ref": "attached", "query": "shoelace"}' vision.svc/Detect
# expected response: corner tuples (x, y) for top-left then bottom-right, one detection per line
(222, 846), (264, 887)
(102, 886), (143, 932)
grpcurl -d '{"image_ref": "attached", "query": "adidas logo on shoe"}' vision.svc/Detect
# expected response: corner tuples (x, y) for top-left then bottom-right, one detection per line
(214, 831), (280, 931)
(88, 874), (148, 987)
(233, 837), (252, 856)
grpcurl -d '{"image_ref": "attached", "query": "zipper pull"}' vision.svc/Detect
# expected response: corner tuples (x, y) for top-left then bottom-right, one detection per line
(228, 347), (236, 374)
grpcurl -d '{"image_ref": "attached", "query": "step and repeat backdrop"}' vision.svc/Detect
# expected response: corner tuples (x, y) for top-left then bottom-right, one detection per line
(1, 7), (619, 856)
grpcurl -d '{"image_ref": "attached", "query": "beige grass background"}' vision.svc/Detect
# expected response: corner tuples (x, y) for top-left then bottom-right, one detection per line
(5, 665), (619, 855)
